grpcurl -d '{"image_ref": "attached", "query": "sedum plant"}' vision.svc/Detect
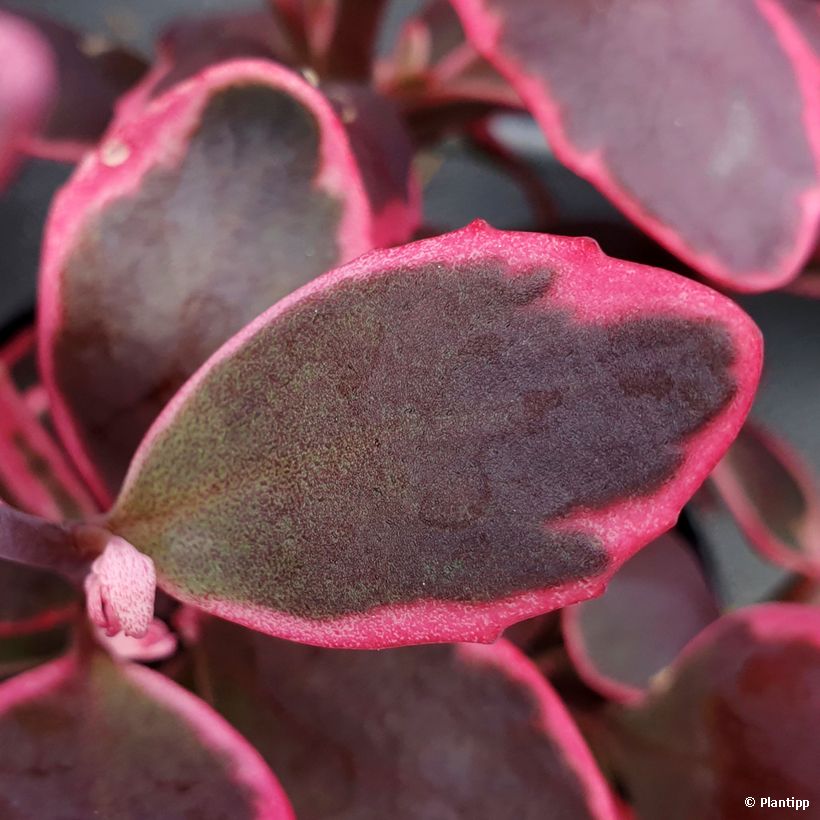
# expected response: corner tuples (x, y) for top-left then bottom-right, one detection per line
(0, 1), (818, 817)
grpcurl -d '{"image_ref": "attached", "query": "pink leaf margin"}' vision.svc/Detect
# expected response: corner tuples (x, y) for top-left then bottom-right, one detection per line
(561, 534), (719, 706)
(450, 0), (820, 293)
(0, 652), (294, 820)
(111, 220), (762, 648)
(38, 59), (378, 508)
(460, 639), (619, 819)
(710, 423), (820, 578)
(639, 601), (820, 694)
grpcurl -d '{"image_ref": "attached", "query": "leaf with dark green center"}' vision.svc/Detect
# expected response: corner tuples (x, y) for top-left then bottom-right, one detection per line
(190, 613), (618, 819)
(563, 533), (720, 704)
(710, 422), (820, 578)
(40, 59), (385, 503)
(451, 0), (820, 291)
(107, 222), (760, 648)
(0, 648), (293, 819)
(610, 604), (820, 818)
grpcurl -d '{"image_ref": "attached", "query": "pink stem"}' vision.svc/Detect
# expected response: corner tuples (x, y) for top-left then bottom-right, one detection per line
(0, 365), (98, 521)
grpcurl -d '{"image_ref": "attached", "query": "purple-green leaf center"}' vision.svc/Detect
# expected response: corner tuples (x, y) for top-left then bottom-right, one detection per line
(111, 258), (736, 619)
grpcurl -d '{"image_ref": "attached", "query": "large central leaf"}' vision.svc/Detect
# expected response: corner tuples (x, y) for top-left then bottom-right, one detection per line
(108, 223), (761, 648)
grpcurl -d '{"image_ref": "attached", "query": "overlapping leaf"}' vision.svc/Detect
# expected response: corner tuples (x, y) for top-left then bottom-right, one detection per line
(191, 614), (618, 819)
(610, 604), (820, 818)
(451, 0), (820, 291)
(40, 59), (391, 502)
(563, 533), (720, 704)
(0, 647), (292, 818)
(710, 422), (820, 577)
(107, 222), (760, 647)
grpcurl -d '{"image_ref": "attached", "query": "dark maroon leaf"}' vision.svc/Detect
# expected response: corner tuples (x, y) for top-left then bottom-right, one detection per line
(451, 0), (820, 291)
(190, 613), (618, 819)
(563, 533), (720, 703)
(610, 604), (820, 818)
(710, 422), (820, 577)
(0, 647), (293, 818)
(40, 59), (384, 503)
(107, 222), (760, 647)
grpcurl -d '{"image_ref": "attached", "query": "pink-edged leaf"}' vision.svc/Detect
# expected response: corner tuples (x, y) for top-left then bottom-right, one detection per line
(0, 648), (293, 819)
(39, 59), (381, 503)
(114, 11), (296, 121)
(0, 559), (76, 639)
(194, 614), (618, 819)
(12, 12), (146, 163)
(0, 11), (55, 190)
(563, 533), (720, 705)
(610, 604), (820, 817)
(107, 221), (760, 648)
(710, 422), (820, 578)
(451, 0), (820, 291)
(116, 17), (420, 245)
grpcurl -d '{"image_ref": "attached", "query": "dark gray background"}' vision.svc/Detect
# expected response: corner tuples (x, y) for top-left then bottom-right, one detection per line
(2, 0), (817, 605)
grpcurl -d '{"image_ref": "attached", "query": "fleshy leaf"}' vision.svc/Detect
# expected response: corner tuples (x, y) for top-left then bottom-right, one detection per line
(193, 614), (618, 819)
(563, 533), (720, 704)
(40, 59), (380, 502)
(115, 16), (420, 246)
(114, 11), (297, 121)
(451, 0), (820, 291)
(710, 422), (820, 578)
(108, 222), (761, 648)
(0, 648), (293, 819)
(610, 604), (820, 818)
(0, 11), (55, 190)
(12, 11), (146, 162)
